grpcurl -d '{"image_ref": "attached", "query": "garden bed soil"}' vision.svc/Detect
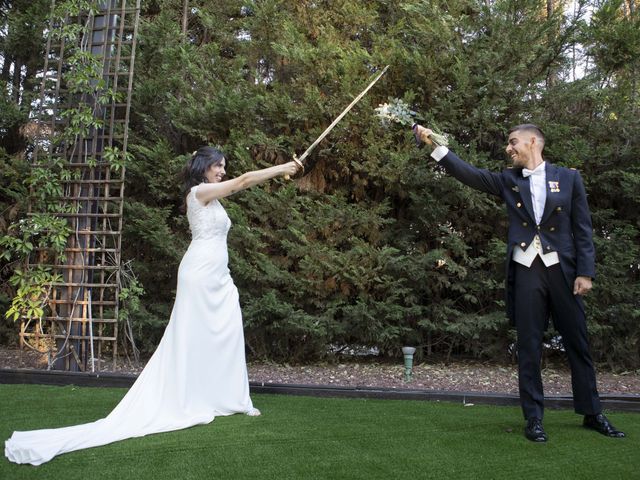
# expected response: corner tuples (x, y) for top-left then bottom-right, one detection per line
(1, 346), (638, 396)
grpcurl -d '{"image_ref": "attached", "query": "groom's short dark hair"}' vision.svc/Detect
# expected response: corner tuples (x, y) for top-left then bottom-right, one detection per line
(509, 124), (545, 149)
(509, 124), (545, 140)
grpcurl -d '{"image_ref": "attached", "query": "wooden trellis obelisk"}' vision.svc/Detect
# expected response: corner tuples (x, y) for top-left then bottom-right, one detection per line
(23, 0), (140, 371)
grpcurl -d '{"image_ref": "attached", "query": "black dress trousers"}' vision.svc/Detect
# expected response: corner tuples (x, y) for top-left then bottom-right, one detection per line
(513, 256), (601, 420)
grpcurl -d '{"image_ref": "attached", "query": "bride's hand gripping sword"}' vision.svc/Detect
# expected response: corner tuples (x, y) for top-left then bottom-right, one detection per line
(285, 65), (390, 180)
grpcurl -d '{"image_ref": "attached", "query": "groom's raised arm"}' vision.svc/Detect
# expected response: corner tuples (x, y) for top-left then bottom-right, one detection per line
(414, 124), (505, 198)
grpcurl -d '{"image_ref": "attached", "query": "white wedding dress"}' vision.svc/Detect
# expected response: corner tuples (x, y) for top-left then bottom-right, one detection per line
(5, 185), (256, 465)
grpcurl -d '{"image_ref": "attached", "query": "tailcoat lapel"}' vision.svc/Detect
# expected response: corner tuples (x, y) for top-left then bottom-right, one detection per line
(541, 163), (560, 224)
(516, 173), (536, 222)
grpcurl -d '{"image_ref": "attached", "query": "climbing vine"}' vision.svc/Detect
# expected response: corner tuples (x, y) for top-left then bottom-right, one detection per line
(1, 0), (134, 362)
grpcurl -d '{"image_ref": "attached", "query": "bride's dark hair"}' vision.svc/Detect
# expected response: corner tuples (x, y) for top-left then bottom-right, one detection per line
(182, 146), (225, 200)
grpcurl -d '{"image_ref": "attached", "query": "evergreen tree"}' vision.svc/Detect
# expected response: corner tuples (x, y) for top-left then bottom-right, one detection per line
(1, 0), (638, 367)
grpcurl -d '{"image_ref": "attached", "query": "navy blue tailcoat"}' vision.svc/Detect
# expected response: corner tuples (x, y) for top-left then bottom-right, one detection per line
(438, 150), (596, 324)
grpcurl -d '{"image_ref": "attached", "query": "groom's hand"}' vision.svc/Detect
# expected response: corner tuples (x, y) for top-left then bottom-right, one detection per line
(573, 276), (592, 296)
(412, 124), (434, 146)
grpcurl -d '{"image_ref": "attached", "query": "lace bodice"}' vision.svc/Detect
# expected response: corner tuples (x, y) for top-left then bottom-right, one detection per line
(187, 185), (231, 240)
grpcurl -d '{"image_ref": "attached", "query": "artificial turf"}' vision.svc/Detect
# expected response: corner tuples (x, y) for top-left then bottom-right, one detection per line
(0, 384), (638, 479)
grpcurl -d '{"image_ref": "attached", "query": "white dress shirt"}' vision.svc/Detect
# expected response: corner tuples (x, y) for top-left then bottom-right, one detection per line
(525, 162), (546, 225)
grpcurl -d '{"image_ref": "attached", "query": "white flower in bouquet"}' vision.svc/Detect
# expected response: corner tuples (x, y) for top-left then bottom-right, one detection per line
(375, 98), (417, 127)
(375, 97), (449, 147)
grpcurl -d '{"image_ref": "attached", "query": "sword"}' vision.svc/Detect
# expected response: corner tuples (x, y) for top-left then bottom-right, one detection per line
(286, 65), (390, 179)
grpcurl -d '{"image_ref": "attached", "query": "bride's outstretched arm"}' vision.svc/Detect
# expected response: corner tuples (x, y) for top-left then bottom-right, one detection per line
(195, 161), (300, 203)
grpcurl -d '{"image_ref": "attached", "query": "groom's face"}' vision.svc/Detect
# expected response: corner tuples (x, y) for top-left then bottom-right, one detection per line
(506, 130), (534, 168)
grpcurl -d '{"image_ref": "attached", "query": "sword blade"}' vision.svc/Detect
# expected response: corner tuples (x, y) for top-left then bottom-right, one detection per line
(296, 65), (389, 165)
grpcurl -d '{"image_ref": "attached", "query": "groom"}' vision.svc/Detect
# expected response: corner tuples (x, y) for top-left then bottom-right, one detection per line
(413, 123), (625, 442)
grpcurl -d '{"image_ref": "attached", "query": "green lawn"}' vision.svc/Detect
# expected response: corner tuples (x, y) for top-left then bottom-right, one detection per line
(0, 384), (638, 479)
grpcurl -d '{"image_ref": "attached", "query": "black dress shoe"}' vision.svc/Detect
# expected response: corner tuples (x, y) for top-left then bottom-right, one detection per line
(583, 414), (625, 438)
(524, 418), (547, 442)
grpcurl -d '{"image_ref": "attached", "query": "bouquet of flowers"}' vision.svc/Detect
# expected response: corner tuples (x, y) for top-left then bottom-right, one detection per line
(374, 98), (449, 147)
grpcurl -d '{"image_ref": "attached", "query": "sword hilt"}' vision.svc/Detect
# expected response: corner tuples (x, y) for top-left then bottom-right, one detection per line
(284, 154), (305, 180)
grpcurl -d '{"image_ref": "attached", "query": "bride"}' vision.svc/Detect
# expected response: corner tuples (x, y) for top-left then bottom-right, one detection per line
(5, 147), (301, 465)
